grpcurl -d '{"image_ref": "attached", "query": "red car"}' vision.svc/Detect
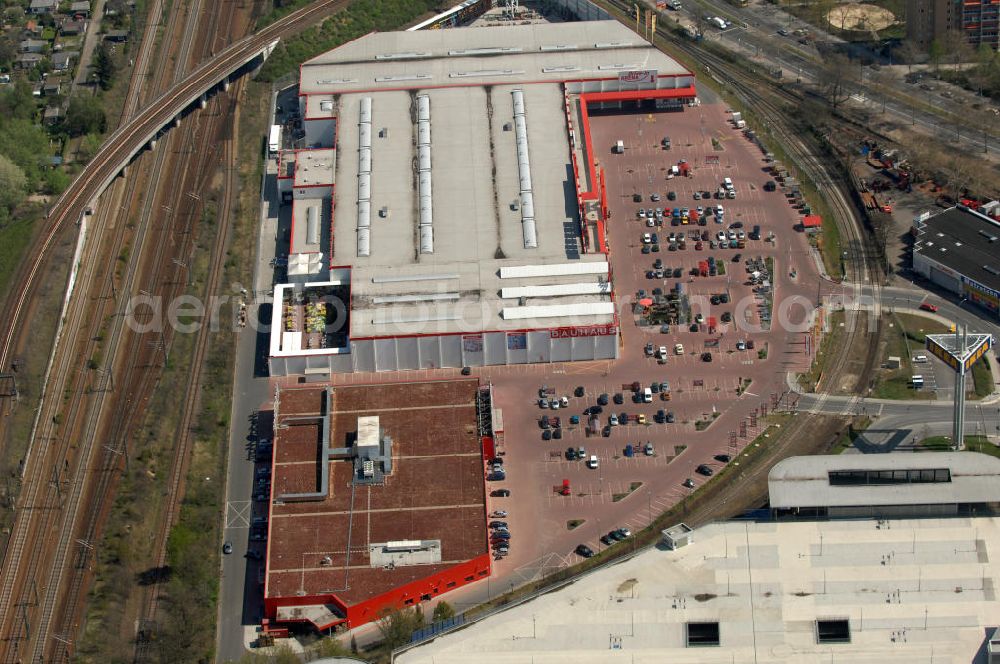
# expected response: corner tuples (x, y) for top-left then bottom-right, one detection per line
(919, 303), (938, 313)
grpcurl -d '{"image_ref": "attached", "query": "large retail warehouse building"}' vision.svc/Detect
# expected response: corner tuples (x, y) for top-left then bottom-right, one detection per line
(269, 20), (696, 375)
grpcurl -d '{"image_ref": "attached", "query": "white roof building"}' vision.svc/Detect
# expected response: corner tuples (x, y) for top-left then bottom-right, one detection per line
(397, 516), (1000, 663)
(269, 20), (696, 375)
(768, 453), (1000, 518)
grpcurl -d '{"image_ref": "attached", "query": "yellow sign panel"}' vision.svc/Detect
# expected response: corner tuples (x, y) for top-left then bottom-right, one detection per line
(964, 337), (992, 371)
(925, 335), (992, 372)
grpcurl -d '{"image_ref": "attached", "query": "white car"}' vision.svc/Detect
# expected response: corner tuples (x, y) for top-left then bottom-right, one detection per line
(715, 205), (725, 216)
(550, 399), (560, 410)
(736, 340), (746, 351)
(647, 218), (655, 227)
(716, 231), (726, 242)
(609, 413), (619, 426)
(560, 396), (569, 407)
(658, 346), (668, 358)
(728, 230), (737, 240)
(638, 209), (646, 218)
(695, 313), (705, 324)
(642, 233), (652, 244)
(674, 343), (685, 355)
(587, 455), (599, 469)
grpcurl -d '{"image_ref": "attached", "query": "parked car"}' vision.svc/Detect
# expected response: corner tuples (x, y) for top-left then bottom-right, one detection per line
(713, 454), (731, 463)
(683, 478), (695, 488)
(575, 544), (595, 558)
(644, 442), (654, 456)
(492, 489), (511, 497)
(919, 302), (939, 312)
(696, 464), (714, 476)
(489, 521), (508, 529)
(223, 542), (233, 555)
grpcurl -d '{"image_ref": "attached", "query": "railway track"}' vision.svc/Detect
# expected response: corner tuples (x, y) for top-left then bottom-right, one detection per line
(0, 0), (349, 374)
(0, 0), (341, 657)
(131, 1), (250, 658)
(603, 0), (884, 396)
(0, 0), (206, 658)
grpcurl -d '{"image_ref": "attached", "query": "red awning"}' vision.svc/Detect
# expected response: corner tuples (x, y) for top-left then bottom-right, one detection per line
(639, 298), (654, 307)
(802, 215), (822, 228)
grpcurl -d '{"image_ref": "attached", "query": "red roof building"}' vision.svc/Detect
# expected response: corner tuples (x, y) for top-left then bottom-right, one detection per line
(263, 379), (491, 633)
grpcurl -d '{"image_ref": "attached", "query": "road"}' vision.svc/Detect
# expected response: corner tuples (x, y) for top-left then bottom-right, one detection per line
(70, 0), (107, 91)
(669, 1), (1000, 157)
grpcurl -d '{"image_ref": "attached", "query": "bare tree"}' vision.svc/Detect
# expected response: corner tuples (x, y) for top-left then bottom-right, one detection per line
(942, 29), (973, 70)
(816, 52), (855, 109)
(896, 40), (923, 73)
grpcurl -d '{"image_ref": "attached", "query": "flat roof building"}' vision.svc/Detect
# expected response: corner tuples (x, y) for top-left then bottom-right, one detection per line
(912, 203), (1000, 318)
(398, 516), (1000, 663)
(768, 452), (1000, 519)
(262, 379), (491, 632)
(267, 20), (696, 376)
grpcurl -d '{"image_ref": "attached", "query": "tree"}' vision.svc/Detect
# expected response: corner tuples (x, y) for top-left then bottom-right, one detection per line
(63, 95), (107, 137)
(375, 607), (424, 649)
(942, 30), (972, 70)
(896, 40), (923, 73)
(816, 52), (854, 109)
(972, 44), (999, 97)
(0, 80), (38, 121)
(0, 154), (28, 216)
(432, 600), (456, 623)
(93, 42), (117, 91)
(0, 36), (16, 72)
(313, 635), (352, 657)
(77, 132), (103, 163)
(928, 38), (945, 74)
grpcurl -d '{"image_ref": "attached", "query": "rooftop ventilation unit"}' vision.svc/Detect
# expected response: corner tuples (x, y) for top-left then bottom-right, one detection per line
(416, 94), (433, 254)
(305, 205), (320, 245)
(511, 89), (537, 249)
(374, 74), (432, 83)
(357, 97), (373, 257)
(539, 44), (577, 51)
(374, 51), (431, 60)
(448, 47), (522, 56)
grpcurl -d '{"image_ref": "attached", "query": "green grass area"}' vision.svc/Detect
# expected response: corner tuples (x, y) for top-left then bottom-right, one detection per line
(972, 359), (995, 399)
(0, 214), (38, 298)
(799, 311), (844, 391)
(567, 519), (584, 530)
(258, 0), (444, 80)
(920, 436), (999, 456)
(871, 314), (935, 400)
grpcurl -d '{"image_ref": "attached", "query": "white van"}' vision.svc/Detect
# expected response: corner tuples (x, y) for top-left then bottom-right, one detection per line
(913, 354), (928, 363)
(911, 375), (924, 388)
(643, 388), (653, 403)
(723, 177), (734, 190)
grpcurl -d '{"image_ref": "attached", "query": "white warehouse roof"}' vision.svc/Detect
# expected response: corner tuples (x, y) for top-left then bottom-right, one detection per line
(299, 21), (688, 95)
(291, 20), (688, 339)
(768, 452), (1000, 509)
(398, 517), (1000, 663)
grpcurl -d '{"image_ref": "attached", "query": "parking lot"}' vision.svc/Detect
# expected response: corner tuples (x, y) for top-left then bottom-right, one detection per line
(473, 101), (823, 582)
(285, 100), (826, 604)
